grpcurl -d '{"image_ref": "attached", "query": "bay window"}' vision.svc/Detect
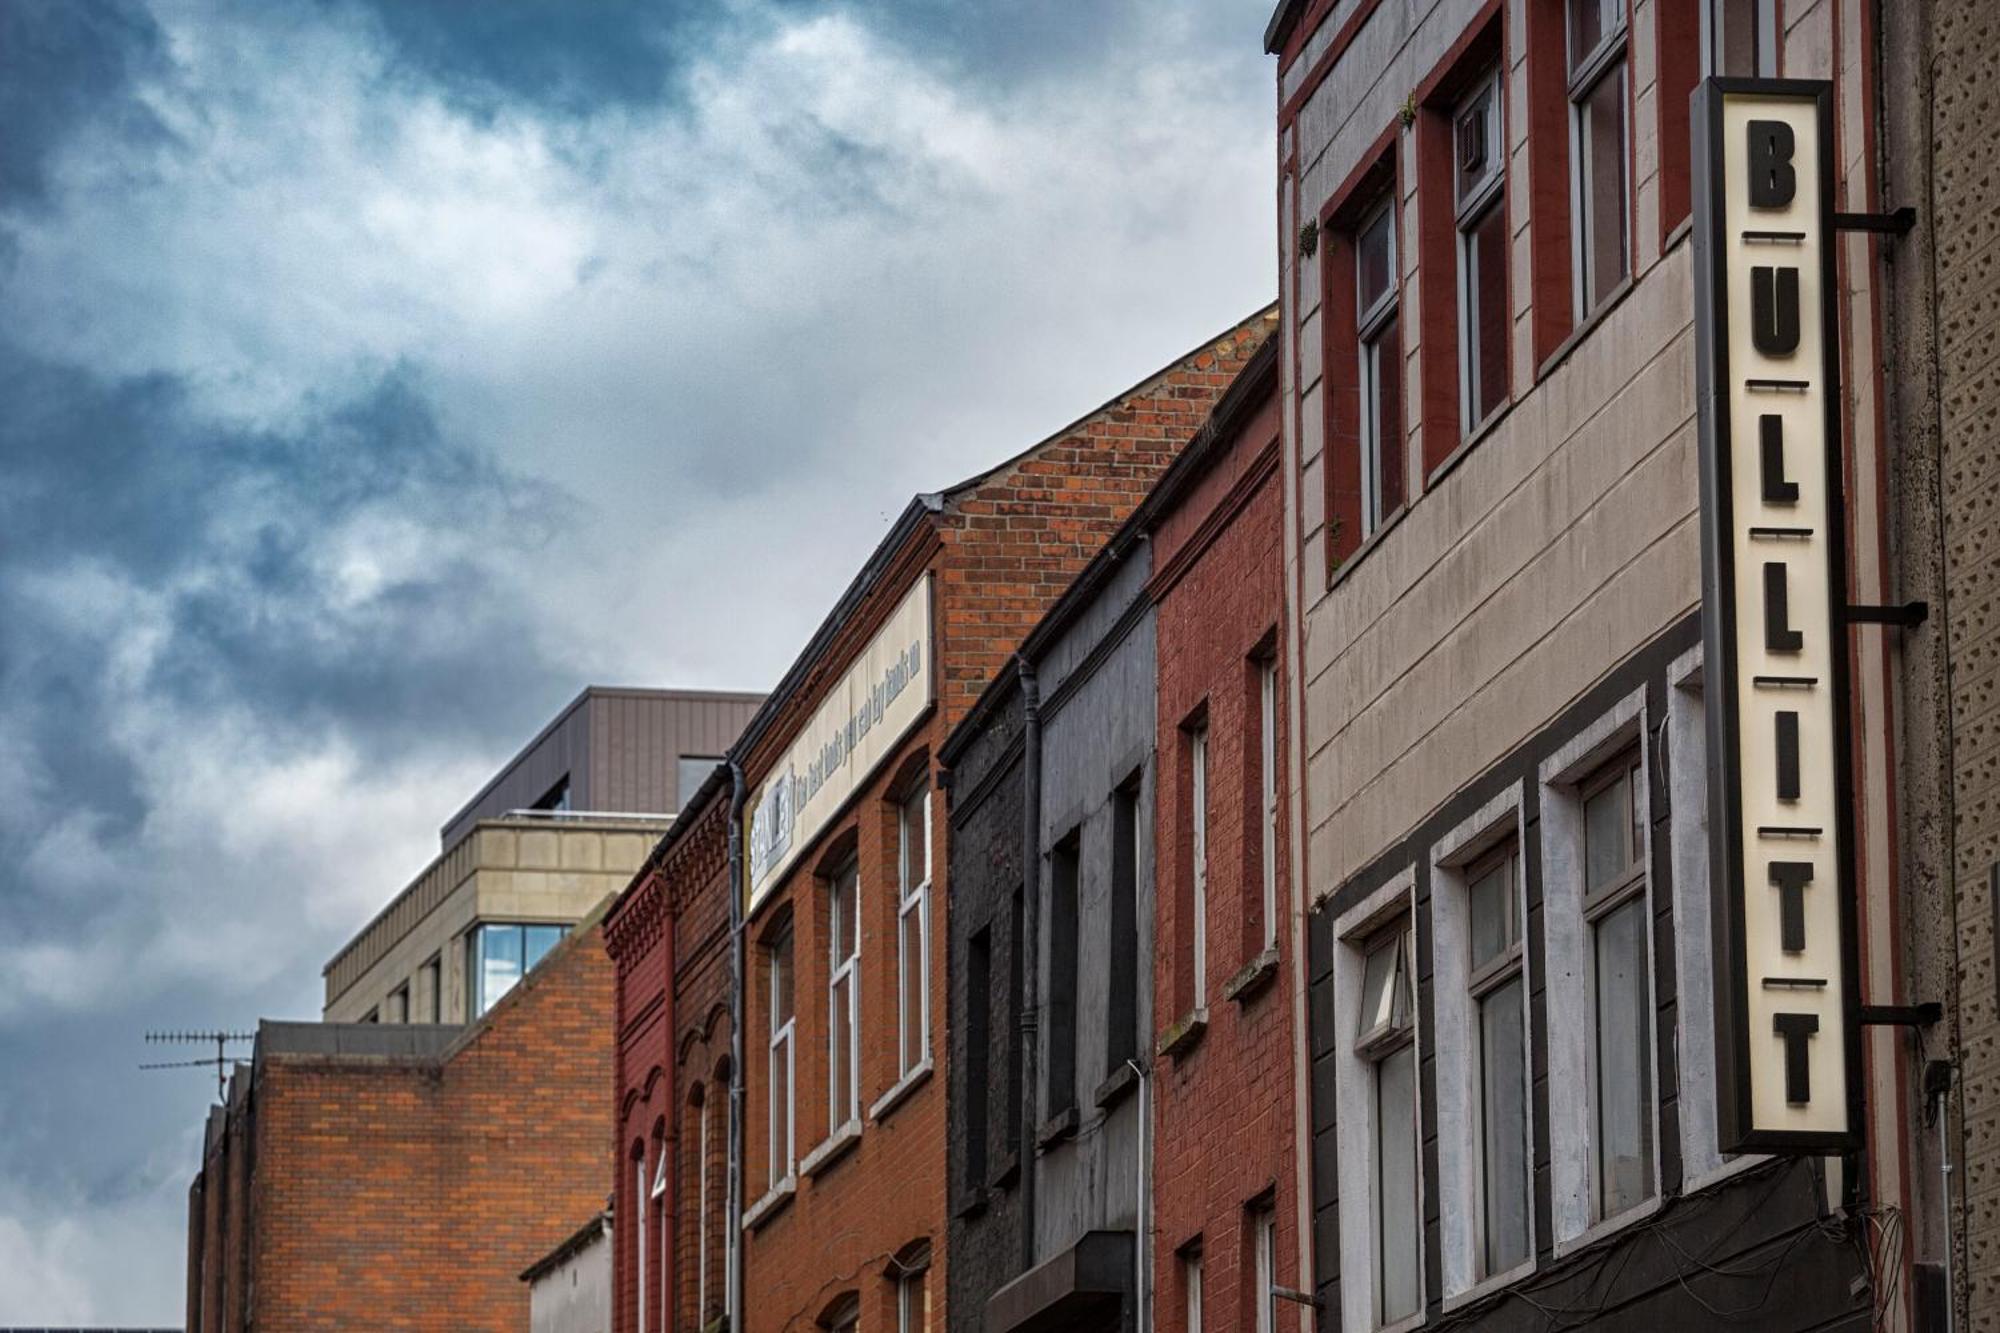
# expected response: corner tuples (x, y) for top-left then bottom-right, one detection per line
(1568, 0), (1628, 318)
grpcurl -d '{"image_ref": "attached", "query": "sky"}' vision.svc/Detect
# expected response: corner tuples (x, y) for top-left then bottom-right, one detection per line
(0, 0), (1275, 1318)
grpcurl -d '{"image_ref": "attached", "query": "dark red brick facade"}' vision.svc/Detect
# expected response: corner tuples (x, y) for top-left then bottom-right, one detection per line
(603, 774), (734, 1333)
(1149, 360), (1298, 1332)
(184, 923), (614, 1332)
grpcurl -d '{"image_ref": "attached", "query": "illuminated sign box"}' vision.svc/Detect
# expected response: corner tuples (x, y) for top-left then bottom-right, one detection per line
(1694, 78), (1861, 1154)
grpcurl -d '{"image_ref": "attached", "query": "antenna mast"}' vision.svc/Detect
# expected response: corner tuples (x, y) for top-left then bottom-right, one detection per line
(143, 1030), (255, 1101)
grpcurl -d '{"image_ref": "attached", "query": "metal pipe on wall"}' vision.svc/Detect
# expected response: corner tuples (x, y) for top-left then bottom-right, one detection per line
(1019, 656), (1042, 1274)
(727, 760), (748, 1333)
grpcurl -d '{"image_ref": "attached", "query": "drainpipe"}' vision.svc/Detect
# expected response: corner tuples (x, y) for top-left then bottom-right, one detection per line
(1128, 1056), (1150, 1331)
(727, 761), (748, 1333)
(1018, 656), (1042, 1275)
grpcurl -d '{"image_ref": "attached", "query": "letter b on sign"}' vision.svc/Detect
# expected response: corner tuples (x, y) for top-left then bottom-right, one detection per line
(1747, 120), (1796, 208)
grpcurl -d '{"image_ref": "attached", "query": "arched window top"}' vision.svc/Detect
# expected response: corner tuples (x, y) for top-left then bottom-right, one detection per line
(887, 1236), (933, 1278)
(816, 1293), (861, 1332)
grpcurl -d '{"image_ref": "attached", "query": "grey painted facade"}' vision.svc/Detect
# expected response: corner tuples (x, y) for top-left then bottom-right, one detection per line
(943, 538), (1157, 1332)
(441, 687), (762, 845)
(525, 1213), (613, 1333)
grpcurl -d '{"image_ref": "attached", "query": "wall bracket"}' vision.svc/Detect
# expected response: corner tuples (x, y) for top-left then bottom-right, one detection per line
(1844, 601), (1928, 628)
(1831, 206), (1916, 235)
(1858, 1002), (1942, 1028)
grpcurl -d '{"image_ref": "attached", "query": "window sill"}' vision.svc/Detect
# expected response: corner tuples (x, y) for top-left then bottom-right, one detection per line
(1441, 1256), (1538, 1314)
(1036, 1105), (1079, 1150)
(954, 1185), (988, 1221)
(1534, 273), (1637, 385)
(1224, 948), (1281, 1005)
(1552, 1193), (1662, 1260)
(799, 1119), (862, 1180)
(1425, 398), (1517, 492)
(869, 1058), (933, 1123)
(1326, 503), (1410, 594)
(1094, 1060), (1141, 1111)
(1156, 1007), (1209, 1061)
(988, 1148), (1020, 1192)
(743, 1175), (795, 1232)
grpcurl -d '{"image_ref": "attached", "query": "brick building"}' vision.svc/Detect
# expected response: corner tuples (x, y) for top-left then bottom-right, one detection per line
(184, 918), (615, 1331)
(939, 335), (1287, 1331)
(728, 309), (1276, 1333)
(1145, 339), (1295, 1333)
(602, 764), (735, 1333)
(1264, 0), (1946, 1327)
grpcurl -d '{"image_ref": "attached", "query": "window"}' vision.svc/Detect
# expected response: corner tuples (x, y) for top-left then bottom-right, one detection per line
(694, 1091), (711, 1319)
(1456, 70), (1509, 430)
(467, 922), (568, 1017)
(1356, 922), (1419, 1324)
(767, 924), (796, 1186)
(1007, 889), (1025, 1148)
(418, 955), (441, 1023)
(650, 1145), (667, 1328)
(828, 860), (861, 1130)
(635, 1152), (649, 1333)
(1189, 724), (1211, 1007)
(895, 1243), (931, 1333)
(1184, 1246), (1205, 1333)
(820, 1294), (860, 1333)
(1046, 833), (1081, 1117)
(678, 757), (721, 812)
(1466, 841), (1530, 1277)
(1257, 658), (1280, 953)
(1703, 0), (1775, 76)
(1355, 201), (1404, 533)
(383, 984), (408, 1025)
(1582, 750), (1653, 1220)
(1252, 1204), (1279, 1333)
(1107, 777), (1141, 1071)
(1568, 0), (1628, 318)
(897, 783), (933, 1077)
(965, 926), (991, 1190)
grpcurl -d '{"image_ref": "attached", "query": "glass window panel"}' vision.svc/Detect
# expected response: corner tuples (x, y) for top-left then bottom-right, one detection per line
(1185, 1253), (1204, 1333)
(1713, 0), (1761, 75)
(1567, 0), (1619, 73)
(478, 926), (523, 1015)
(1469, 200), (1510, 423)
(1377, 1043), (1421, 1322)
(1358, 205), (1397, 317)
(1468, 859), (1512, 969)
(1579, 65), (1629, 311)
(1366, 317), (1405, 526)
(772, 932), (794, 1025)
(770, 1033), (792, 1183)
(1584, 771), (1629, 894)
(900, 896), (926, 1073)
(524, 924), (565, 969)
(832, 976), (855, 1124)
(1455, 78), (1500, 206)
(1358, 935), (1399, 1040)
(1593, 896), (1655, 1217)
(1479, 976), (1531, 1274)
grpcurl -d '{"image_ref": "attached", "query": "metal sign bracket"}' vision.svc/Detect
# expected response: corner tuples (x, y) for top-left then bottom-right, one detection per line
(1831, 206), (1917, 235)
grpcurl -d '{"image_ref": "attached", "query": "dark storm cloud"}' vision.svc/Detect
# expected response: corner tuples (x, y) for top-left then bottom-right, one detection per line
(328, 0), (736, 119)
(0, 0), (168, 212)
(0, 340), (578, 815)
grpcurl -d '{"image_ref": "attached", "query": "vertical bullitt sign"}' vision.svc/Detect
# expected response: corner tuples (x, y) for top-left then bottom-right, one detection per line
(1694, 79), (1861, 1153)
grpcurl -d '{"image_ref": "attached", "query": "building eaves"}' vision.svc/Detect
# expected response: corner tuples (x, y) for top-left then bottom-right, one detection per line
(519, 1209), (612, 1284)
(602, 759), (731, 936)
(1266, 0), (1309, 54)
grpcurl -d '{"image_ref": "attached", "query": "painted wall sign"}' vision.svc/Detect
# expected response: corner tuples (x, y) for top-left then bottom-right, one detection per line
(744, 576), (934, 916)
(1694, 79), (1860, 1153)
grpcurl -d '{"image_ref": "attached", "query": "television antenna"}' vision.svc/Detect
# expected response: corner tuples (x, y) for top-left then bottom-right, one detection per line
(143, 1030), (255, 1101)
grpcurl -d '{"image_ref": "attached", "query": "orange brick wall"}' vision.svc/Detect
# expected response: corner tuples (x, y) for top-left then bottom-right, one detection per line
(192, 926), (615, 1332)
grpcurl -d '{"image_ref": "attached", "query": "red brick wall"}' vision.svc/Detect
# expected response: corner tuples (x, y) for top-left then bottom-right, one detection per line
(220, 926), (615, 1331)
(1150, 379), (1301, 1333)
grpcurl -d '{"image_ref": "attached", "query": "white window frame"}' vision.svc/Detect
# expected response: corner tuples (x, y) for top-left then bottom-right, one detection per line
(1538, 688), (1661, 1252)
(1191, 724), (1211, 1007)
(1429, 784), (1536, 1307)
(828, 860), (862, 1132)
(1565, 0), (1630, 322)
(897, 1264), (927, 1332)
(1355, 198), (1401, 535)
(1454, 68), (1508, 435)
(1666, 646), (1766, 1191)
(650, 1146), (667, 1326)
(636, 1153), (650, 1332)
(1259, 658), (1281, 953)
(1253, 1204), (1279, 1333)
(897, 784), (933, 1079)
(1184, 1247), (1204, 1333)
(768, 928), (797, 1188)
(695, 1092), (711, 1318)
(1332, 867), (1424, 1333)
(1700, 0), (1777, 77)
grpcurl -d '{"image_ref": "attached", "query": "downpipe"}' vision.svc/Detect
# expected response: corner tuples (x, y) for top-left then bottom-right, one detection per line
(727, 760), (748, 1332)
